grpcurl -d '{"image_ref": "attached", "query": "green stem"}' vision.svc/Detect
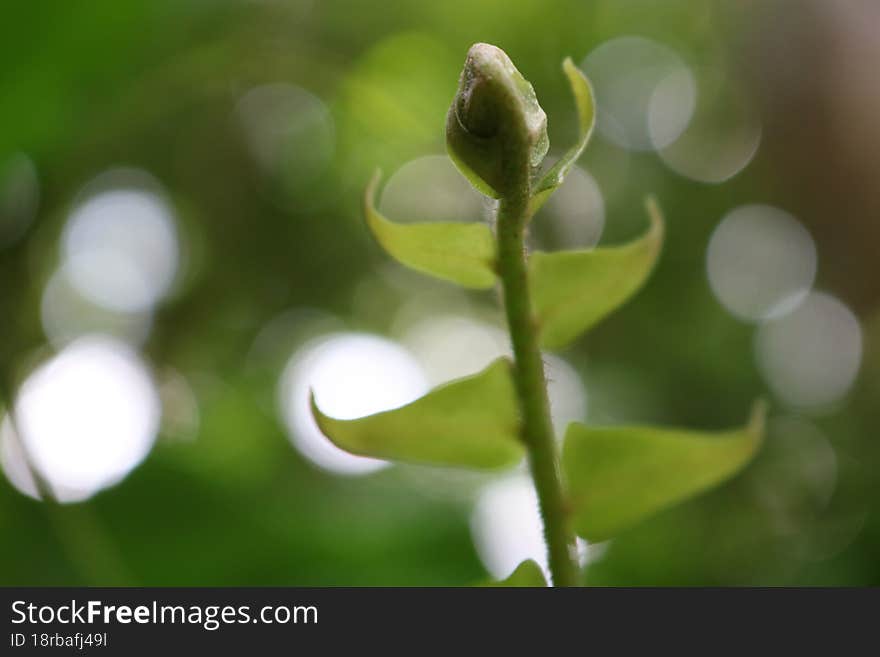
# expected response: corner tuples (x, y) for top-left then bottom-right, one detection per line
(496, 163), (580, 588)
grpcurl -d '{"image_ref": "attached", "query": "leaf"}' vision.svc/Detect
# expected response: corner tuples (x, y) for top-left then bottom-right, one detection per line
(311, 358), (523, 469)
(530, 197), (664, 349)
(530, 58), (596, 214)
(477, 559), (547, 587)
(363, 170), (498, 289)
(562, 401), (767, 542)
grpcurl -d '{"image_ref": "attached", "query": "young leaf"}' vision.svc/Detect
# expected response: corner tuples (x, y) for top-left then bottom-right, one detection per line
(562, 401), (767, 542)
(529, 58), (596, 215)
(311, 358), (523, 469)
(477, 559), (547, 587)
(363, 171), (498, 289)
(530, 197), (664, 349)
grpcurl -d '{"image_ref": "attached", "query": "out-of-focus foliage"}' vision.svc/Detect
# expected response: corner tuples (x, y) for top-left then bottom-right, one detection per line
(1, 0), (878, 586)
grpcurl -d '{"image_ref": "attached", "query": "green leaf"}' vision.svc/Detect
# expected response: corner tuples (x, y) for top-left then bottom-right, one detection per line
(530, 58), (596, 214)
(311, 358), (523, 469)
(530, 197), (664, 349)
(477, 559), (547, 587)
(562, 401), (767, 542)
(363, 170), (497, 289)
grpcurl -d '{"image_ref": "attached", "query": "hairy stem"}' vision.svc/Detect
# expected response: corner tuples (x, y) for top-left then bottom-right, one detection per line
(496, 162), (580, 587)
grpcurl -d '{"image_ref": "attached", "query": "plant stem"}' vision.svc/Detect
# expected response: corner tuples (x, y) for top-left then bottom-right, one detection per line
(496, 165), (580, 587)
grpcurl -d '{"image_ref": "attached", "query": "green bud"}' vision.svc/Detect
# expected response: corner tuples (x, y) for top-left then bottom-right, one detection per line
(446, 43), (549, 198)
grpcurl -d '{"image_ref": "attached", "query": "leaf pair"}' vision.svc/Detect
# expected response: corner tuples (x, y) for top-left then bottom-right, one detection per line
(365, 174), (663, 351)
(312, 355), (766, 539)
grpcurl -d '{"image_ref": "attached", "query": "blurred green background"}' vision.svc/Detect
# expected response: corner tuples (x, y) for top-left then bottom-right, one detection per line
(1, 0), (878, 586)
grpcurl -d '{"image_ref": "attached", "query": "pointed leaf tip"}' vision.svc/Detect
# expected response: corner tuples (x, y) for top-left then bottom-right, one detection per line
(310, 358), (524, 470)
(362, 170), (498, 289)
(562, 401), (766, 542)
(562, 57), (595, 137)
(530, 58), (596, 214)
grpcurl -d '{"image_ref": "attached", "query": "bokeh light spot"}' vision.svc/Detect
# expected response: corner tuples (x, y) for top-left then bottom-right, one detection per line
(652, 67), (762, 183)
(63, 171), (180, 313)
(646, 68), (697, 149)
(755, 292), (862, 410)
(536, 165), (604, 250)
(471, 475), (550, 579)
(10, 336), (161, 501)
(707, 205), (817, 322)
(236, 83), (335, 194)
(471, 475), (591, 581)
(583, 37), (693, 151)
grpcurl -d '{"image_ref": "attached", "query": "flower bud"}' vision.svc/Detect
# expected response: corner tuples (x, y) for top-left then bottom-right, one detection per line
(446, 43), (549, 197)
